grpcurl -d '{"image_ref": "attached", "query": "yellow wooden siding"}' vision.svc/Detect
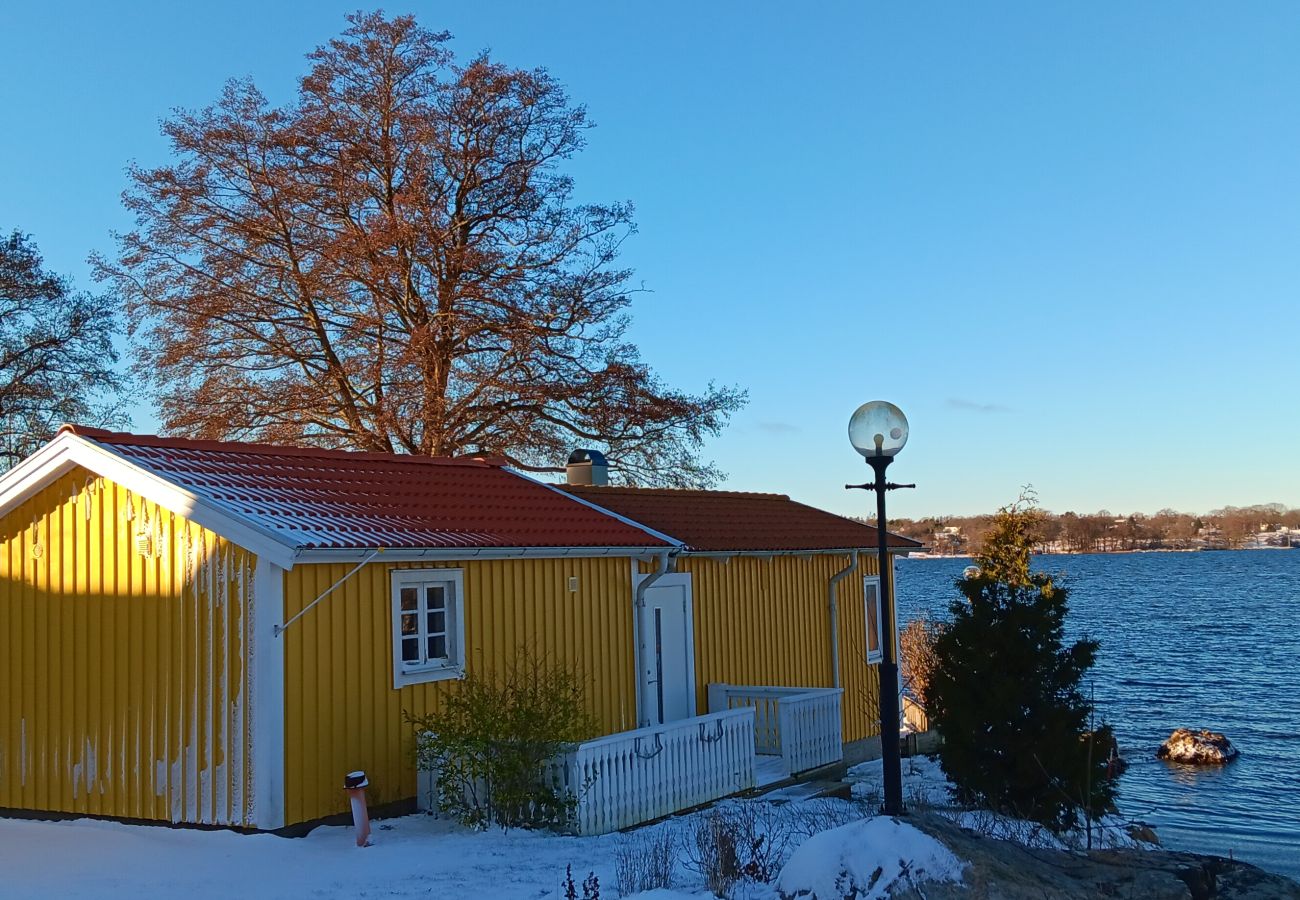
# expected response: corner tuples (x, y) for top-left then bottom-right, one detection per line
(674, 553), (885, 744)
(281, 557), (638, 825)
(0, 467), (255, 825)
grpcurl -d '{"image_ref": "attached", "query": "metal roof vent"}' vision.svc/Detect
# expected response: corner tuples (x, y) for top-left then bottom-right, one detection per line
(566, 449), (609, 486)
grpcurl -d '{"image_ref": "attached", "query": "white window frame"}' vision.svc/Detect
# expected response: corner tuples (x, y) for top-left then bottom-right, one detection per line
(864, 575), (883, 664)
(391, 568), (466, 689)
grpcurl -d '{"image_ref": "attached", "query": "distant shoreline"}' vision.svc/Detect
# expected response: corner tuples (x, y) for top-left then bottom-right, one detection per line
(905, 545), (1300, 560)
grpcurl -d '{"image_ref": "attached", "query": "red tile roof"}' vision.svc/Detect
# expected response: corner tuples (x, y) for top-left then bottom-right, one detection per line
(62, 427), (670, 552)
(560, 485), (921, 553)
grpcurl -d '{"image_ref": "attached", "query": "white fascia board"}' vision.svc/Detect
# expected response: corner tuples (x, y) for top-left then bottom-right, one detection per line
(0, 433), (299, 570)
(507, 470), (685, 550)
(293, 545), (675, 564)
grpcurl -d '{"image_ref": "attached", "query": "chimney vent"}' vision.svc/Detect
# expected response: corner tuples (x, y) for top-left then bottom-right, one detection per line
(566, 449), (609, 486)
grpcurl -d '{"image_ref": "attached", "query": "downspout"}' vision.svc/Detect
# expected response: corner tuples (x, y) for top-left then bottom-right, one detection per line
(634, 549), (674, 727)
(827, 550), (859, 689)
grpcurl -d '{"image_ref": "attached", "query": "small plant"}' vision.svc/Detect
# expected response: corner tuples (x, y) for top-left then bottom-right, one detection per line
(900, 613), (946, 710)
(785, 797), (870, 840)
(562, 865), (601, 900)
(409, 651), (595, 830)
(614, 830), (676, 895)
(686, 811), (740, 897)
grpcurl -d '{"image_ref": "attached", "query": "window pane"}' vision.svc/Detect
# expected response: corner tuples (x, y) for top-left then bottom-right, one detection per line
(866, 582), (880, 654)
(426, 585), (445, 610)
(402, 636), (421, 663)
(401, 613), (417, 636)
(428, 635), (447, 660)
(400, 587), (418, 612)
(427, 610), (446, 635)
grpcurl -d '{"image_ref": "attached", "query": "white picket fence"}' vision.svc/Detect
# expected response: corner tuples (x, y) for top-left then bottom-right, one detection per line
(416, 686), (843, 836)
(706, 683), (844, 776)
(548, 707), (757, 834)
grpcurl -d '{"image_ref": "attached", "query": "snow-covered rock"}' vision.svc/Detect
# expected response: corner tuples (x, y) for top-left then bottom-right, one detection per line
(774, 817), (965, 900)
(1156, 728), (1239, 764)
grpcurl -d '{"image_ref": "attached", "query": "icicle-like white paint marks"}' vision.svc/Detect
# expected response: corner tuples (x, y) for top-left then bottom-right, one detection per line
(20, 719), (27, 788)
(245, 556), (258, 827)
(230, 556), (247, 824)
(205, 540), (220, 824)
(155, 760), (166, 796)
(170, 757), (183, 823)
(188, 531), (202, 824)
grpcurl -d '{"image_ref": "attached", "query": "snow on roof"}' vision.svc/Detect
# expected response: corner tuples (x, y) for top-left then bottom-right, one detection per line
(60, 426), (672, 552)
(559, 485), (922, 553)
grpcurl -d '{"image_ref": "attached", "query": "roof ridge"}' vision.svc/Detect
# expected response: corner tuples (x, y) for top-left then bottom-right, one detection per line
(563, 485), (790, 501)
(59, 424), (505, 468)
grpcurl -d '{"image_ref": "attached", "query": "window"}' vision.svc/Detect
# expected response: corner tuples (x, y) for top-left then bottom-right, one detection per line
(392, 568), (465, 688)
(864, 575), (883, 664)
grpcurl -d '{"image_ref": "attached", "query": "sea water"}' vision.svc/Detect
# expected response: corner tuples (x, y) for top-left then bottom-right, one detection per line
(895, 550), (1300, 880)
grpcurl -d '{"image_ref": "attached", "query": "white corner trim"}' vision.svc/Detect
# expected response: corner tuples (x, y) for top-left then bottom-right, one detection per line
(251, 558), (287, 829)
(0, 433), (298, 569)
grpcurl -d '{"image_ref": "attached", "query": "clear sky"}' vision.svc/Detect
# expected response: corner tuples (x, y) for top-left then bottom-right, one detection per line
(3, 2), (1298, 518)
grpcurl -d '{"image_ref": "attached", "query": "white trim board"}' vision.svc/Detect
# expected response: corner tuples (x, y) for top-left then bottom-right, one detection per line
(250, 558), (287, 829)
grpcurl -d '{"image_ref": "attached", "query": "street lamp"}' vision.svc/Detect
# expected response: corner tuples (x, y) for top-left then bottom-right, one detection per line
(846, 400), (914, 817)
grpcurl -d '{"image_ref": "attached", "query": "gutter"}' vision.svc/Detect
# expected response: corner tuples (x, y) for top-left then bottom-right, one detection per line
(827, 551), (859, 689)
(681, 546), (918, 559)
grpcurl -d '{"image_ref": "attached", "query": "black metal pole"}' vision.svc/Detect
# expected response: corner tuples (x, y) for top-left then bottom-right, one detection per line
(868, 453), (904, 817)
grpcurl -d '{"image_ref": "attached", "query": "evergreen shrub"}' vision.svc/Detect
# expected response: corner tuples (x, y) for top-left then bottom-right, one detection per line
(927, 494), (1121, 831)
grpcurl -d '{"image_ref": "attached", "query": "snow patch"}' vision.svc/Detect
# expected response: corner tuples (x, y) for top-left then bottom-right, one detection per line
(776, 817), (965, 899)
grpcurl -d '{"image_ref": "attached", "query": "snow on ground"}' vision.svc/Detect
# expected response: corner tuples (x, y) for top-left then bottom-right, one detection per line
(0, 813), (625, 900)
(5, 753), (1151, 900)
(0, 789), (963, 900)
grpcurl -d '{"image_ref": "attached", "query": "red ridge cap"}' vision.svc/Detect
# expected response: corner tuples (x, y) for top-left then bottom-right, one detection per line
(562, 485), (791, 501)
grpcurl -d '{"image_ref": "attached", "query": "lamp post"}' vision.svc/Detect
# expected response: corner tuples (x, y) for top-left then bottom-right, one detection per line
(846, 400), (914, 817)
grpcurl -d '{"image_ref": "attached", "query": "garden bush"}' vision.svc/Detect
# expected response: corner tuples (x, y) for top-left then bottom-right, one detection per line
(410, 652), (594, 830)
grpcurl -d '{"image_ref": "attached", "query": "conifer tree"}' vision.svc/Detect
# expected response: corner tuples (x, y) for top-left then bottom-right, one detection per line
(927, 493), (1119, 830)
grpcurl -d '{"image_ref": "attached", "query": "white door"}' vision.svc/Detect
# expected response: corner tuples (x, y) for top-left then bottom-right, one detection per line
(637, 573), (696, 725)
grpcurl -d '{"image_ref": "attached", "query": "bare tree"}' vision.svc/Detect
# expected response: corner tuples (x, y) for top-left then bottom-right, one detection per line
(97, 12), (743, 486)
(1, 231), (125, 469)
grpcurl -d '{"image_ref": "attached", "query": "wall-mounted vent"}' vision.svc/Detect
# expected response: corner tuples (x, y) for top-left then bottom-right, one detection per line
(566, 449), (609, 486)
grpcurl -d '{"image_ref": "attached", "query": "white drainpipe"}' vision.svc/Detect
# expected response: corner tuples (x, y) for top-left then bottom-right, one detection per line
(827, 551), (860, 689)
(634, 550), (674, 727)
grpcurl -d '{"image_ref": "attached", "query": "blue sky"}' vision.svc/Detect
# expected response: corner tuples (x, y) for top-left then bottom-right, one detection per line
(3, 2), (1298, 518)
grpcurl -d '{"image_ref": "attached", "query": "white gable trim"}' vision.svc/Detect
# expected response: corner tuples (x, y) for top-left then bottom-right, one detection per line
(0, 432), (298, 569)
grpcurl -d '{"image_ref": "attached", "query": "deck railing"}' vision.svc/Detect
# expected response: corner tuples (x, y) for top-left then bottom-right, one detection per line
(547, 707), (757, 835)
(706, 683), (844, 776)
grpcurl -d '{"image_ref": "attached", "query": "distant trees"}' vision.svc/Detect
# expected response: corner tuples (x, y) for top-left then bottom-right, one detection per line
(927, 495), (1120, 831)
(892, 503), (1300, 554)
(0, 231), (124, 469)
(98, 12), (742, 486)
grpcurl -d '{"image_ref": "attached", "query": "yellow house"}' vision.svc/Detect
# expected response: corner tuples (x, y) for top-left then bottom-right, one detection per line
(0, 427), (917, 833)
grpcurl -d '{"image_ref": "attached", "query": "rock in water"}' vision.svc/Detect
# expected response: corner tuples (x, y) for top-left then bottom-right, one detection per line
(1157, 728), (1239, 764)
